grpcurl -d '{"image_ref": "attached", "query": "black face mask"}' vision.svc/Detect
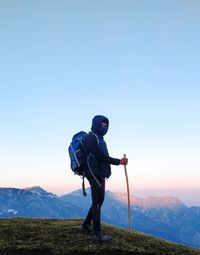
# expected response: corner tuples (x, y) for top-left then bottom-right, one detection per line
(99, 126), (108, 136)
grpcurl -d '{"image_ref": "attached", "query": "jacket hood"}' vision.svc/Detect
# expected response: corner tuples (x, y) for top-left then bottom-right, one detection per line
(91, 115), (109, 137)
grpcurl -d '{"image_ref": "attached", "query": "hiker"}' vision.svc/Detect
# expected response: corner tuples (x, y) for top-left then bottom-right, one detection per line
(81, 115), (128, 241)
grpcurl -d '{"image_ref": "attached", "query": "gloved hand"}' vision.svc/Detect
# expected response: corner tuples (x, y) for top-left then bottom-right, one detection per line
(120, 157), (128, 165)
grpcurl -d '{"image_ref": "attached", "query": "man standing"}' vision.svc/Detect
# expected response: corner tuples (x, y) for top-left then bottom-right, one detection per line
(82, 115), (128, 241)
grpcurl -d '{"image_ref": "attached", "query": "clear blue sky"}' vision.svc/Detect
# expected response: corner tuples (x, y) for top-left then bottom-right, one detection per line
(0, 1), (199, 205)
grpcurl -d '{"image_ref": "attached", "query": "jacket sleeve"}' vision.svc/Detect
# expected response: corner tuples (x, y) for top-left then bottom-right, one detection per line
(85, 134), (120, 165)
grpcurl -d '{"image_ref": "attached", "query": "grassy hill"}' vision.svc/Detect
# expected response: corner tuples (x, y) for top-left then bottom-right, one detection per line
(0, 218), (200, 255)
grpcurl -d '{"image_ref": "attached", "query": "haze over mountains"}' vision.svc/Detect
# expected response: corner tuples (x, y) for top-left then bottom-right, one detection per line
(0, 186), (200, 248)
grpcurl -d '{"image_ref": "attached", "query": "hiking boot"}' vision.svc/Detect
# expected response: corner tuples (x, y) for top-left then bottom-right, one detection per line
(81, 224), (93, 234)
(91, 231), (112, 242)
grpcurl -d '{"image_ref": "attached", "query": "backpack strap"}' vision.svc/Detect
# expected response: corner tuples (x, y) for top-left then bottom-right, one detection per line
(87, 154), (102, 188)
(90, 131), (100, 146)
(82, 131), (102, 195)
(82, 172), (87, 196)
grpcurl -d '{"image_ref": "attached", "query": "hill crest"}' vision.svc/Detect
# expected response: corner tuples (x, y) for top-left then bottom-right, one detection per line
(0, 218), (200, 255)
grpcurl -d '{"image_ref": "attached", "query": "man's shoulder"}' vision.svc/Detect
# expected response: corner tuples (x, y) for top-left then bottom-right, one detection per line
(85, 132), (99, 144)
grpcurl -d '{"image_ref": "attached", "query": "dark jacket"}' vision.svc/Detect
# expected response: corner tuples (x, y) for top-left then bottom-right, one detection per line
(84, 115), (120, 179)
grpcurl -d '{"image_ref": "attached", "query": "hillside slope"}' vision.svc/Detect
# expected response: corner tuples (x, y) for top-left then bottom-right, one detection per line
(0, 219), (200, 255)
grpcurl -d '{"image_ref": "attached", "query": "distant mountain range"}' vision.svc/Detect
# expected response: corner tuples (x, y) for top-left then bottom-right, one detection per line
(0, 186), (200, 248)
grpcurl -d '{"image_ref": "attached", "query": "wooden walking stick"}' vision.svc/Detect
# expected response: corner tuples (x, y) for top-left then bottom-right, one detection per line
(123, 154), (131, 229)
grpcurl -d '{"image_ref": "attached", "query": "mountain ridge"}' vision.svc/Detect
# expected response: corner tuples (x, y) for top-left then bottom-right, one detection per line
(106, 191), (186, 210)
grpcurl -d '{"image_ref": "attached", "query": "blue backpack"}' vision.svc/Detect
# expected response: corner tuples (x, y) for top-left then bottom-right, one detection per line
(68, 131), (88, 195)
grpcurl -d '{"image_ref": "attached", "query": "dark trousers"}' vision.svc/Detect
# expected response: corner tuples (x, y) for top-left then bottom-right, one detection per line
(83, 176), (105, 231)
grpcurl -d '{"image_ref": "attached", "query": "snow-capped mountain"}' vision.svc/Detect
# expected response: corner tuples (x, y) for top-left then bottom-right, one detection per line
(0, 186), (80, 218)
